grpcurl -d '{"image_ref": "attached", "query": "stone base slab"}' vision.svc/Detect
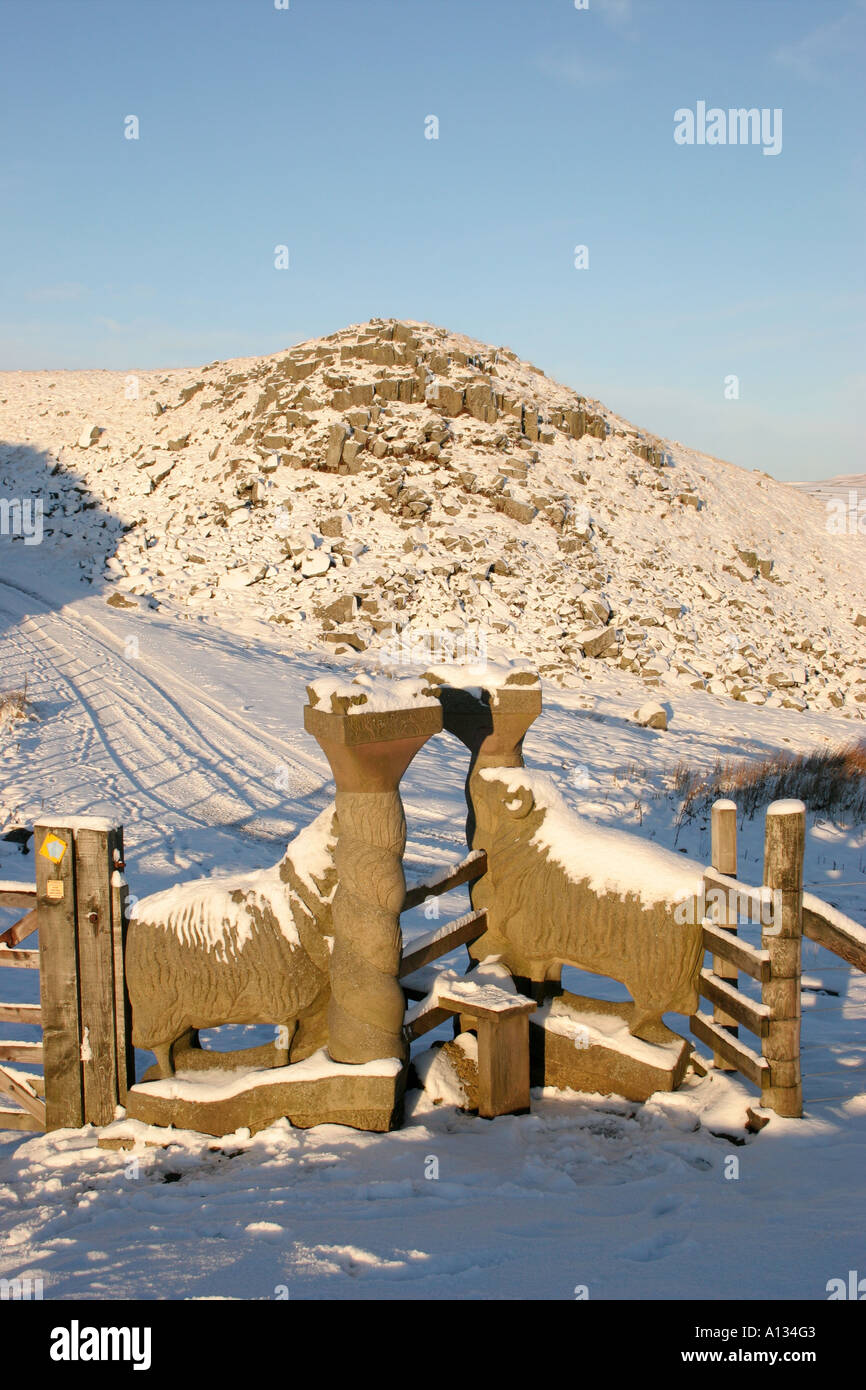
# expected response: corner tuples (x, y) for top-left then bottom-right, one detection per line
(530, 991), (691, 1101)
(140, 1037), (286, 1082)
(124, 1049), (406, 1136)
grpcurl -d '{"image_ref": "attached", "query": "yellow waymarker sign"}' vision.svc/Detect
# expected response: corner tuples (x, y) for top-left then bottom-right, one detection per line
(39, 834), (67, 865)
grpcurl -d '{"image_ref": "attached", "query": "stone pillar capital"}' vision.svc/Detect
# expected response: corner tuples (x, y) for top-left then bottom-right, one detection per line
(304, 701), (442, 792)
(425, 669), (541, 770)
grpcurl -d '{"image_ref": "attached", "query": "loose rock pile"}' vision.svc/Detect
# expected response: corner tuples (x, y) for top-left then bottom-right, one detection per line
(4, 318), (865, 716)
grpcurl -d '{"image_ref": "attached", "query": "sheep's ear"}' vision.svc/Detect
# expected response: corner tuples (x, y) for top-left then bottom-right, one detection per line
(503, 785), (535, 819)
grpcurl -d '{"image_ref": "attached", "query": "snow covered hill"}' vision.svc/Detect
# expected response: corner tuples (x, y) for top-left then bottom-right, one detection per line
(2, 318), (864, 717)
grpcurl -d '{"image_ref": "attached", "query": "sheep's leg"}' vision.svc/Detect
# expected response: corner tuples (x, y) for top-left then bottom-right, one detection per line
(291, 1007), (328, 1062)
(274, 1020), (296, 1065)
(170, 1028), (202, 1068)
(629, 1007), (663, 1041)
(513, 973), (561, 1005)
(153, 1042), (175, 1078)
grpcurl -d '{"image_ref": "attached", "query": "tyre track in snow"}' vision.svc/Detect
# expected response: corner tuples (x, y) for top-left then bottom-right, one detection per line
(81, 608), (330, 793)
(1, 579), (451, 860)
(0, 579), (326, 841)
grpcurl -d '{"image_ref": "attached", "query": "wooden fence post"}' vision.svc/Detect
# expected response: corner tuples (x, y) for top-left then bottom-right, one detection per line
(110, 861), (134, 1107)
(35, 817), (133, 1129)
(710, 799), (738, 1070)
(74, 823), (124, 1126)
(762, 800), (805, 1118)
(34, 822), (83, 1130)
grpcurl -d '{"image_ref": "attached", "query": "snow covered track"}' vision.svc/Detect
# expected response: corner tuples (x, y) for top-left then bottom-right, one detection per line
(0, 578), (327, 853)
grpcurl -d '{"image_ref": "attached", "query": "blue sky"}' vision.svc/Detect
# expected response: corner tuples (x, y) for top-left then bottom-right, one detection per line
(0, 0), (863, 481)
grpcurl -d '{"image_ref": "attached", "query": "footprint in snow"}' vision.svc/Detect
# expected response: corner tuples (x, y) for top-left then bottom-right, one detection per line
(622, 1230), (686, 1262)
(650, 1194), (683, 1218)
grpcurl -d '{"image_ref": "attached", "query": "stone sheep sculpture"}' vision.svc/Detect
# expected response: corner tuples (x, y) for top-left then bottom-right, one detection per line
(468, 768), (704, 1039)
(126, 807), (337, 1077)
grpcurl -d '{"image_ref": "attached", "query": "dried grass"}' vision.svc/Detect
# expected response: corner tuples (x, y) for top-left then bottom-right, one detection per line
(0, 680), (30, 730)
(670, 741), (866, 833)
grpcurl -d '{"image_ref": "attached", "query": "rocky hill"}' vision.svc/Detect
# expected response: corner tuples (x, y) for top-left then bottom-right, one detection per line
(2, 317), (864, 717)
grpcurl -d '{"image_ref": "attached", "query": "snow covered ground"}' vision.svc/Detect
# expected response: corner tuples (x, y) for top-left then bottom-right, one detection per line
(1, 330), (864, 1300)
(2, 582), (864, 1298)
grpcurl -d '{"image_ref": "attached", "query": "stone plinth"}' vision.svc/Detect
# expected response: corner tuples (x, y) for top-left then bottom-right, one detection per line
(529, 992), (692, 1101)
(122, 1050), (406, 1137)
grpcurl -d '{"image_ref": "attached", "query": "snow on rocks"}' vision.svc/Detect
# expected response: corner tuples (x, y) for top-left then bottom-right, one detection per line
(633, 701), (668, 730)
(76, 422), (102, 448)
(299, 551), (331, 579)
(306, 673), (439, 715)
(578, 592), (612, 625)
(217, 563), (267, 590)
(580, 626), (618, 659)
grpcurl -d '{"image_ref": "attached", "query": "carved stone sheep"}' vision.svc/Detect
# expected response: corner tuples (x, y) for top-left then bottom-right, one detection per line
(468, 769), (704, 1038)
(126, 808), (337, 1077)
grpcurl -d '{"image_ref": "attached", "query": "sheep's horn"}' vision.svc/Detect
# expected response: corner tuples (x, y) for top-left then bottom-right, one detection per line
(504, 785), (534, 819)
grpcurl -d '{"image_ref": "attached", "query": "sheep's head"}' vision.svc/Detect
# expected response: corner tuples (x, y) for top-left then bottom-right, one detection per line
(278, 805), (338, 926)
(472, 772), (545, 857)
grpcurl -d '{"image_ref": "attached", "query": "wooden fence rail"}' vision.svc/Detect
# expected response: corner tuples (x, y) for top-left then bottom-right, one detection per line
(402, 851), (487, 913)
(700, 921), (771, 982)
(0, 882), (38, 953)
(0, 882), (37, 907)
(691, 797), (866, 1119)
(0, 949), (39, 968)
(400, 851), (488, 987)
(802, 894), (866, 975)
(400, 909), (488, 981)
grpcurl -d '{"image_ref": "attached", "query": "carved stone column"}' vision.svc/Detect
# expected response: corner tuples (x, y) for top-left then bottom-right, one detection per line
(426, 668), (544, 995)
(426, 669), (542, 846)
(304, 685), (442, 1064)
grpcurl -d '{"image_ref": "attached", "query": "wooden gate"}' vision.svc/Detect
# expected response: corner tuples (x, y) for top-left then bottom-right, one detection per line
(0, 818), (134, 1132)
